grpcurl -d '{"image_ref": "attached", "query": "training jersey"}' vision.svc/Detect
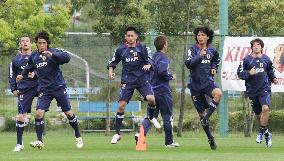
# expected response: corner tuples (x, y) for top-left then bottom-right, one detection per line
(237, 54), (276, 97)
(22, 48), (70, 92)
(107, 42), (151, 84)
(185, 44), (219, 91)
(150, 51), (173, 93)
(9, 52), (38, 93)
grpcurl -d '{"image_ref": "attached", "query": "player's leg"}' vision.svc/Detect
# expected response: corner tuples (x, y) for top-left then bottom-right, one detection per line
(30, 91), (51, 149)
(55, 88), (83, 148)
(138, 82), (160, 128)
(158, 92), (179, 147)
(203, 82), (222, 122)
(111, 84), (134, 144)
(259, 93), (272, 147)
(250, 96), (263, 143)
(192, 93), (217, 150)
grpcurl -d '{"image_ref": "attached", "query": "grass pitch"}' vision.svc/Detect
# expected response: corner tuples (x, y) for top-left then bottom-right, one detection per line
(0, 131), (283, 161)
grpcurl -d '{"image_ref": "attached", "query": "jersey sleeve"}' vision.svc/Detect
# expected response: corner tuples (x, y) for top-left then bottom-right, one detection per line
(185, 47), (202, 69)
(156, 56), (173, 81)
(211, 49), (220, 70)
(267, 58), (276, 82)
(107, 48), (121, 70)
(237, 58), (251, 80)
(8, 61), (17, 92)
(52, 48), (71, 65)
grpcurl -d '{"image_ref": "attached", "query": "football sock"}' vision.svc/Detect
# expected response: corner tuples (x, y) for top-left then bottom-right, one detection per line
(115, 112), (124, 135)
(16, 121), (24, 145)
(67, 114), (81, 138)
(35, 118), (44, 142)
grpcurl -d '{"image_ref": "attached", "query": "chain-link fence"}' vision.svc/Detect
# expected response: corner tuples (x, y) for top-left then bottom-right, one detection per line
(0, 33), (283, 133)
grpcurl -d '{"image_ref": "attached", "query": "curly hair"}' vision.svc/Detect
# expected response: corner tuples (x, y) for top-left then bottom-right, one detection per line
(35, 31), (51, 47)
(193, 27), (214, 45)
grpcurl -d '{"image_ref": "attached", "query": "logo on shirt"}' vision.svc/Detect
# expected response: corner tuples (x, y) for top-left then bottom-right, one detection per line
(36, 62), (47, 68)
(125, 52), (139, 62)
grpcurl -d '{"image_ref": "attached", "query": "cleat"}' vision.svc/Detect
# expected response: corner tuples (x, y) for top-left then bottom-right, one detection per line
(201, 118), (209, 126)
(208, 138), (217, 150)
(76, 137), (84, 149)
(111, 134), (121, 144)
(13, 144), (24, 152)
(150, 118), (162, 129)
(30, 140), (44, 150)
(265, 132), (272, 148)
(256, 133), (263, 144)
(165, 141), (180, 148)
(134, 132), (139, 145)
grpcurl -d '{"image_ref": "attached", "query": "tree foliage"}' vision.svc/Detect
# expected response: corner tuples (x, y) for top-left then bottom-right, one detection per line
(0, 0), (70, 53)
(145, 0), (219, 35)
(88, 0), (151, 44)
(229, 0), (284, 36)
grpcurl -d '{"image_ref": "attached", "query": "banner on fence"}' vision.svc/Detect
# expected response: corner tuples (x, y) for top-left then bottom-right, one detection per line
(221, 36), (284, 92)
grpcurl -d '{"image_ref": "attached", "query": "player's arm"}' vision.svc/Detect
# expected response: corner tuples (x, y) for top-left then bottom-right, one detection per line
(141, 45), (151, 70)
(157, 56), (174, 81)
(237, 59), (254, 80)
(107, 48), (121, 80)
(8, 61), (18, 96)
(48, 48), (71, 65)
(267, 58), (278, 84)
(211, 50), (220, 75)
(185, 47), (203, 69)
(17, 55), (35, 82)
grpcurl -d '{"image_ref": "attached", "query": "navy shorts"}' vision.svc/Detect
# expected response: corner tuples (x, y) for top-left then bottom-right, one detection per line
(18, 87), (38, 114)
(37, 88), (71, 112)
(249, 92), (271, 115)
(189, 81), (219, 113)
(154, 92), (173, 116)
(119, 81), (154, 103)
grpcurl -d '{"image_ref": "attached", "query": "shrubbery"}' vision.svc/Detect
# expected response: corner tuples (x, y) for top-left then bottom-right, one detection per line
(2, 110), (284, 132)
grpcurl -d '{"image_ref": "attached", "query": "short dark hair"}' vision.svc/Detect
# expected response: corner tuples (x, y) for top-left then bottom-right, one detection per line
(125, 26), (139, 35)
(250, 38), (264, 49)
(35, 31), (51, 46)
(193, 27), (214, 44)
(154, 35), (167, 51)
(18, 35), (32, 44)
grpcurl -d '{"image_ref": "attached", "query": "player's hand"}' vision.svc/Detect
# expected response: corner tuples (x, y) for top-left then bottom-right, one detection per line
(12, 90), (19, 97)
(16, 75), (23, 82)
(42, 50), (53, 57)
(171, 74), (176, 80)
(28, 72), (35, 78)
(200, 48), (207, 57)
(211, 69), (217, 76)
(249, 66), (257, 75)
(142, 64), (151, 71)
(109, 72), (115, 80)
(273, 78), (278, 84)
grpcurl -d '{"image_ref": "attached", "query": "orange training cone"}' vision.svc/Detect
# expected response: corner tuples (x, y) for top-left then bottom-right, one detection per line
(136, 125), (147, 151)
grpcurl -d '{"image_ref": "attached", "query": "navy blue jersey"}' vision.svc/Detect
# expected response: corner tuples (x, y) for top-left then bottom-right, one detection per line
(22, 48), (70, 92)
(237, 54), (276, 97)
(151, 51), (173, 93)
(9, 53), (38, 93)
(107, 42), (151, 84)
(185, 44), (220, 91)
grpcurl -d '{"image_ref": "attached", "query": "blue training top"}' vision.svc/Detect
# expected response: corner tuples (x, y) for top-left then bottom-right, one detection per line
(22, 48), (70, 92)
(237, 54), (276, 97)
(185, 44), (220, 91)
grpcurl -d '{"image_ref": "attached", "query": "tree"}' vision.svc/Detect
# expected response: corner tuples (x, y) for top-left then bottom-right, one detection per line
(0, 0), (70, 54)
(229, 0), (284, 36)
(88, 0), (151, 44)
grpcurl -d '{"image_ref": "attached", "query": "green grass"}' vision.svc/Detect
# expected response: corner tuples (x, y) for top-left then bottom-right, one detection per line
(1, 131), (284, 161)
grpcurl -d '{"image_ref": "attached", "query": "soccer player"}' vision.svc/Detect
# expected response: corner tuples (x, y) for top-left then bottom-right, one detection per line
(185, 27), (222, 150)
(237, 38), (277, 148)
(137, 35), (179, 147)
(107, 26), (156, 144)
(9, 36), (38, 152)
(16, 31), (83, 149)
